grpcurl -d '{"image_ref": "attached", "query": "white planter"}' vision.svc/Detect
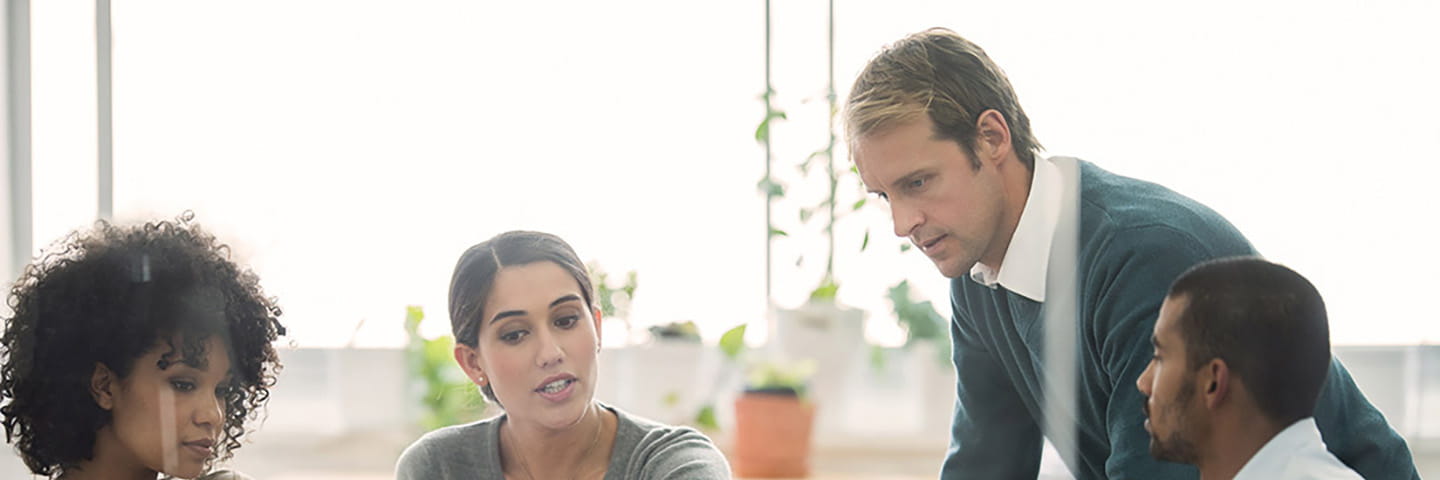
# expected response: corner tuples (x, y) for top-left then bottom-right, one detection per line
(774, 302), (865, 436)
(909, 342), (958, 439)
(846, 343), (954, 440)
(596, 342), (717, 426)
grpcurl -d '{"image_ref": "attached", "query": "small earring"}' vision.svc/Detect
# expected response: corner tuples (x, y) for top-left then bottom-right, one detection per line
(477, 375), (488, 385)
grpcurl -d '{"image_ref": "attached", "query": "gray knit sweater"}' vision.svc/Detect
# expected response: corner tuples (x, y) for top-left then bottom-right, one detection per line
(395, 405), (730, 480)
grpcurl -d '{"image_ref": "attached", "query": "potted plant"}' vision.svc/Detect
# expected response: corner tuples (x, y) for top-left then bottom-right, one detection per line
(691, 324), (817, 478)
(587, 263), (709, 427)
(691, 323), (751, 433)
(731, 358), (818, 478)
(647, 320), (702, 343)
(754, 0), (864, 432)
(616, 319), (716, 425)
(884, 280), (956, 438)
(886, 280), (950, 365)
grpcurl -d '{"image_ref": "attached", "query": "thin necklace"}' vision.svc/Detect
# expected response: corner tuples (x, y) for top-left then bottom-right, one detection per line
(505, 407), (605, 480)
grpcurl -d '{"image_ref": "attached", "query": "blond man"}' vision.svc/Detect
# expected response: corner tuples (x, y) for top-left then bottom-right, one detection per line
(846, 28), (1416, 479)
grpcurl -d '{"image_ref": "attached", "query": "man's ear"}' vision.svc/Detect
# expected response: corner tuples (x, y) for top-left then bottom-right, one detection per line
(1201, 358), (1231, 409)
(973, 109), (1013, 165)
(453, 344), (488, 386)
(90, 363), (118, 411)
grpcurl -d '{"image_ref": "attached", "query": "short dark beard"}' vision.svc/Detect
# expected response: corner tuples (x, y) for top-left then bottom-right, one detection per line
(1149, 377), (1201, 464)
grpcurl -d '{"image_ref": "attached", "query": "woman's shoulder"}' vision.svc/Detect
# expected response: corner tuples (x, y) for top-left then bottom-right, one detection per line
(608, 406), (731, 479)
(611, 405), (709, 443)
(395, 415), (504, 474)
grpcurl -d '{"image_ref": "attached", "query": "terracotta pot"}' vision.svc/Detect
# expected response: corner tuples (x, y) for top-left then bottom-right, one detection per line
(732, 392), (817, 478)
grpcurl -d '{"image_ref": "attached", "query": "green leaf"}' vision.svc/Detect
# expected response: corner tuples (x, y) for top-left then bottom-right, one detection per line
(662, 390), (681, 408)
(808, 279), (839, 302)
(754, 110), (788, 143)
(860, 229), (870, 252)
(887, 280), (948, 350)
(758, 87), (776, 102)
(745, 359), (816, 394)
(407, 306), (487, 431)
(424, 336), (455, 368)
(851, 198), (867, 211)
(648, 321), (702, 342)
(768, 227), (788, 238)
(755, 177), (786, 198)
(405, 305), (424, 334)
(623, 271), (638, 297)
(799, 207), (814, 223)
(719, 324), (747, 360)
(800, 149), (829, 175)
(869, 344), (887, 371)
(900, 243), (913, 253)
(695, 404), (718, 431)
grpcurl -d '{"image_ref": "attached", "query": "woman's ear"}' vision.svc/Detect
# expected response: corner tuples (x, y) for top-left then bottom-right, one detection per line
(453, 344), (487, 386)
(90, 363), (117, 410)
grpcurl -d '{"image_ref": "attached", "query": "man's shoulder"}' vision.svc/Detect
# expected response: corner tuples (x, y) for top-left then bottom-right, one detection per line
(1073, 158), (1252, 260)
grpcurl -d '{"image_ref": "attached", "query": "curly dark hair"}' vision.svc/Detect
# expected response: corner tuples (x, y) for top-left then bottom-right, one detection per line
(0, 213), (286, 476)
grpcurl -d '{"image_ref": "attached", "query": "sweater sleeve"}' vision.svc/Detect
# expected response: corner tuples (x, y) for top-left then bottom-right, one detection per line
(634, 426), (732, 480)
(1312, 358), (1420, 479)
(939, 296), (1043, 479)
(1089, 225), (1222, 479)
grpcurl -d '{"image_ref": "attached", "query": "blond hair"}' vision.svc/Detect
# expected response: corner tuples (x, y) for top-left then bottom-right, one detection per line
(845, 28), (1042, 169)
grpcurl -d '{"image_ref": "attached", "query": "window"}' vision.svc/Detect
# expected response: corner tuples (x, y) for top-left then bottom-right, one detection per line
(18, 0), (1440, 347)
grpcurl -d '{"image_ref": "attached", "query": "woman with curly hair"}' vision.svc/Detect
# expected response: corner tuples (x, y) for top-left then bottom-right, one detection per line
(0, 214), (286, 479)
(395, 230), (729, 479)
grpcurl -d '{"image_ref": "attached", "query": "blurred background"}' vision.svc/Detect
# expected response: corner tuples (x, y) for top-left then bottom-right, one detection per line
(2, 0), (1437, 478)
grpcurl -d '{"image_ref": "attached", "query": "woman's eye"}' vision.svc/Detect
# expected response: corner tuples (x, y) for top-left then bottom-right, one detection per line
(500, 330), (528, 344)
(554, 315), (579, 329)
(908, 177), (926, 189)
(170, 380), (197, 392)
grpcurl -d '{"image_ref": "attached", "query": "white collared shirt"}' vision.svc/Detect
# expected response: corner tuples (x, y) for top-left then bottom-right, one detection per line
(969, 155), (1066, 302)
(1232, 417), (1363, 480)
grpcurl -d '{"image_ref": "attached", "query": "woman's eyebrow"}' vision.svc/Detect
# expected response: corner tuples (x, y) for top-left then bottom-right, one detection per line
(490, 294), (583, 324)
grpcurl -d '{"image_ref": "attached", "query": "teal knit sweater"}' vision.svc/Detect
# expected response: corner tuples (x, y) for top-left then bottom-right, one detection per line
(940, 160), (1417, 479)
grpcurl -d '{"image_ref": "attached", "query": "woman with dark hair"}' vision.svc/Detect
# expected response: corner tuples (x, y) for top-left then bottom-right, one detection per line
(0, 214), (286, 479)
(396, 230), (729, 479)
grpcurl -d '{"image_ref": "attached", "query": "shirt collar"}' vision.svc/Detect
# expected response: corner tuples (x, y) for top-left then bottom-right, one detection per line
(969, 155), (1063, 302)
(1233, 417), (1329, 480)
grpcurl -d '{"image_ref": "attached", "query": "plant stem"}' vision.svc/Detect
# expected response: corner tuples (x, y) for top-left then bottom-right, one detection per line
(824, 0), (837, 281)
(763, 0), (773, 309)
